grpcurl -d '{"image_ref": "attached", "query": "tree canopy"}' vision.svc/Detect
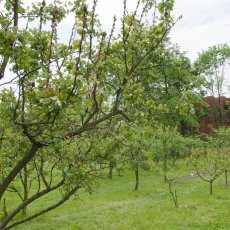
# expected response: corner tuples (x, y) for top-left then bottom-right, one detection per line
(0, 0), (229, 229)
(0, 0), (179, 229)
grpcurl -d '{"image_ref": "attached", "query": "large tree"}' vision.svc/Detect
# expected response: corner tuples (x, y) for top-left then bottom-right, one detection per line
(135, 45), (205, 134)
(194, 44), (230, 98)
(0, 0), (176, 228)
(194, 44), (230, 125)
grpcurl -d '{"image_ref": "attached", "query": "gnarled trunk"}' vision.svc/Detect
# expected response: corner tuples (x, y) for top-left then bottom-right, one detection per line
(0, 144), (41, 200)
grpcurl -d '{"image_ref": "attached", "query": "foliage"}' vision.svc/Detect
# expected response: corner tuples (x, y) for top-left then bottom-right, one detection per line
(0, 0), (177, 228)
(190, 129), (230, 194)
(194, 43), (230, 97)
(1, 0), (228, 228)
(150, 126), (192, 172)
(119, 123), (154, 190)
(149, 126), (194, 207)
(135, 45), (205, 133)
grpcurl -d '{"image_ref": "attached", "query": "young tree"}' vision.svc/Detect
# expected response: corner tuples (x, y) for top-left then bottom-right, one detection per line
(151, 126), (191, 181)
(191, 128), (230, 194)
(94, 131), (123, 180)
(150, 126), (194, 207)
(206, 128), (230, 186)
(190, 141), (224, 195)
(114, 123), (153, 191)
(0, 0), (176, 228)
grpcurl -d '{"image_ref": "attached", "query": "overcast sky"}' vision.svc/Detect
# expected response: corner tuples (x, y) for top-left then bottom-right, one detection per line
(95, 0), (230, 61)
(2, 0), (230, 93)
(34, 0), (230, 61)
(170, 0), (230, 60)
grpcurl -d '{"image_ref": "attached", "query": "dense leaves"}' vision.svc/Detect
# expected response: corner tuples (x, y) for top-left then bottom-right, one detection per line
(0, 0), (178, 229)
(0, 0), (229, 229)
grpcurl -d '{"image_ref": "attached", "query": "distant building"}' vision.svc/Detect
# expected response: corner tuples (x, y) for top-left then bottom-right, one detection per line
(199, 96), (230, 133)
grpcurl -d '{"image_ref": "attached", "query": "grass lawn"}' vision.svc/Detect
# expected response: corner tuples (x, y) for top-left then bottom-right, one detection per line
(11, 169), (230, 230)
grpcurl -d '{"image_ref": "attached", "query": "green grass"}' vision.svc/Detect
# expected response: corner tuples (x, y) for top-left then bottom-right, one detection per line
(10, 170), (230, 229)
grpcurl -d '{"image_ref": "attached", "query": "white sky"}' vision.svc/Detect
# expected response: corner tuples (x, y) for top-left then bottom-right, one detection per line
(95, 0), (230, 61)
(95, 0), (230, 95)
(1, 0), (230, 94)
(20, 0), (230, 61)
(170, 0), (230, 61)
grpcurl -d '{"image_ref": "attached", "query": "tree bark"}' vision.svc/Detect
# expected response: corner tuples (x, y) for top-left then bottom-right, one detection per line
(22, 166), (28, 216)
(2, 183), (80, 230)
(163, 158), (167, 183)
(210, 181), (213, 195)
(134, 164), (139, 191)
(225, 170), (228, 186)
(168, 181), (178, 208)
(0, 144), (41, 200)
(108, 163), (113, 180)
(0, 0), (19, 80)
(0, 179), (64, 229)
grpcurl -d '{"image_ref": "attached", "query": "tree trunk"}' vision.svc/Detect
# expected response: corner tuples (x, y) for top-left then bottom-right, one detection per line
(225, 170), (228, 186)
(108, 163), (113, 180)
(0, 144), (41, 201)
(22, 166), (28, 216)
(210, 181), (213, 195)
(134, 164), (139, 191)
(163, 159), (167, 183)
(163, 151), (167, 183)
(117, 169), (122, 177)
(168, 181), (178, 208)
(0, 179), (65, 230)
